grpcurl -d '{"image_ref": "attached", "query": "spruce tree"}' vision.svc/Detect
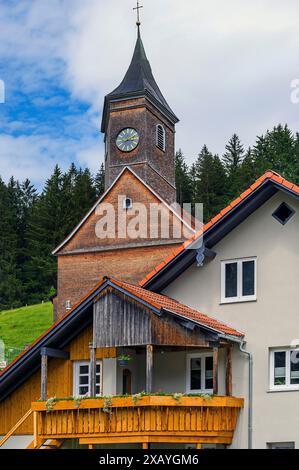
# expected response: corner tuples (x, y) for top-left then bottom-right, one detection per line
(175, 150), (191, 205)
(24, 165), (65, 303)
(95, 163), (105, 198)
(223, 134), (244, 199)
(193, 146), (228, 222)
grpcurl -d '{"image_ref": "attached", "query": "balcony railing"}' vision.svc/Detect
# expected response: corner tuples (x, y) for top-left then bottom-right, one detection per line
(31, 395), (244, 448)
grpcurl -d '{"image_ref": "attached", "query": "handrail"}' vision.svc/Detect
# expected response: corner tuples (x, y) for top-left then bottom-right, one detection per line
(0, 409), (33, 448)
(32, 395), (244, 412)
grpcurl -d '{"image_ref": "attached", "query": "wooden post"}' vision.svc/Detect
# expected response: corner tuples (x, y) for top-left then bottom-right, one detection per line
(33, 411), (38, 449)
(213, 348), (219, 395)
(226, 345), (233, 396)
(142, 442), (149, 449)
(41, 353), (48, 401)
(146, 345), (154, 393)
(89, 342), (97, 397)
(196, 443), (202, 449)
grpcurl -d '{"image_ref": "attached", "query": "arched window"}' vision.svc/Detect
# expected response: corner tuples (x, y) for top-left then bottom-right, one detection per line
(156, 124), (166, 151)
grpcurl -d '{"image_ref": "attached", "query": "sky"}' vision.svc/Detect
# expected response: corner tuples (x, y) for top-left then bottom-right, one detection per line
(0, 0), (299, 189)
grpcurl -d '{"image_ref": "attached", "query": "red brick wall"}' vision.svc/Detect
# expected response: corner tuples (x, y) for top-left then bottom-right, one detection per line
(55, 170), (192, 321)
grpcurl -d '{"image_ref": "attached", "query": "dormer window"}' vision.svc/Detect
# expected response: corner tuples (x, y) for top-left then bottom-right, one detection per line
(156, 124), (166, 152)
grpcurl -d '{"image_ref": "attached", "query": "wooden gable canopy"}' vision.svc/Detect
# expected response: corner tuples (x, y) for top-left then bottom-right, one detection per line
(93, 288), (211, 348)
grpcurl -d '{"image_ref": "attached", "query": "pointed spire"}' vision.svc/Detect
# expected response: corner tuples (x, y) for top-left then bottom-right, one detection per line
(101, 29), (178, 132)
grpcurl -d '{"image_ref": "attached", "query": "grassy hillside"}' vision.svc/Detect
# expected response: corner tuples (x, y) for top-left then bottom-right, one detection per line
(0, 303), (53, 363)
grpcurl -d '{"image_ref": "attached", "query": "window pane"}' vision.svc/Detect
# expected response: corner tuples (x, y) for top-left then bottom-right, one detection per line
(225, 263), (237, 298)
(242, 260), (255, 296)
(274, 351), (286, 386)
(191, 370), (201, 390)
(96, 386), (100, 395)
(79, 375), (89, 385)
(191, 358), (201, 370)
(205, 356), (214, 390)
(290, 350), (299, 385)
(79, 365), (89, 374)
(190, 358), (201, 390)
(79, 386), (89, 395)
(96, 365), (101, 373)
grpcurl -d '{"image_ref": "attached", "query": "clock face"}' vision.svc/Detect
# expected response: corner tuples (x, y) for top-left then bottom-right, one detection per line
(116, 128), (140, 152)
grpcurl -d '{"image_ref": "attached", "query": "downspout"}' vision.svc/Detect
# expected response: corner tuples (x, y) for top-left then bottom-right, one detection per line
(239, 341), (253, 449)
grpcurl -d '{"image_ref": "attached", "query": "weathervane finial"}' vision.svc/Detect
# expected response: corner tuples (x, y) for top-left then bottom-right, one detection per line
(133, 0), (143, 31)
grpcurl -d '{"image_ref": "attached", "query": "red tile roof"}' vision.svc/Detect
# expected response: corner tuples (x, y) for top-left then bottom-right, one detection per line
(0, 276), (243, 379)
(139, 170), (298, 287)
(111, 278), (244, 338)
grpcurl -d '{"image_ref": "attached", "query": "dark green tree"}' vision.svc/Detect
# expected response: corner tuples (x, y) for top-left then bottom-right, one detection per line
(193, 146), (228, 222)
(175, 150), (191, 205)
(223, 134), (245, 199)
(95, 163), (105, 198)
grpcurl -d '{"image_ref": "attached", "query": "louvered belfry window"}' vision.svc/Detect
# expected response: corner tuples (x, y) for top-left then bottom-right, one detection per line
(156, 124), (166, 151)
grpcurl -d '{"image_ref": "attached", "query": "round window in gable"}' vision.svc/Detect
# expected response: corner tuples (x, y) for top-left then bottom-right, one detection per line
(272, 202), (295, 225)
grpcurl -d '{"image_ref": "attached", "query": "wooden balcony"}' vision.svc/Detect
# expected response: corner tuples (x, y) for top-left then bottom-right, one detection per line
(31, 395), (244, 448)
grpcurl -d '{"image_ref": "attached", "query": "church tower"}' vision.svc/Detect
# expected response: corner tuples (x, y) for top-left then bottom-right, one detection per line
(52, 12), (193, 322)
(101, 24), (179, 205)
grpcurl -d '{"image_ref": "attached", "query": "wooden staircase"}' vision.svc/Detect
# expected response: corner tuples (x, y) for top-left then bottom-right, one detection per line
(0, 409), (64, 449)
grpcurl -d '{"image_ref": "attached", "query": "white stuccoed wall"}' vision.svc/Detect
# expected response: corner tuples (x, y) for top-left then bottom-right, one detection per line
(164, 191), (299, 449)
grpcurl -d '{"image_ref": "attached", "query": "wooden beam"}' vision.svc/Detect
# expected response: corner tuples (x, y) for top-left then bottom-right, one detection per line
(79, 435), (233, 445)
(41, 347), (70, 359)
(89, 342), (96, 397)
(41, 354), (48, 401)
(226, 345), (233, 396)
(213, 348), (219, 395)
(0, 409), (33, 448)
(146, 345), (154, 393)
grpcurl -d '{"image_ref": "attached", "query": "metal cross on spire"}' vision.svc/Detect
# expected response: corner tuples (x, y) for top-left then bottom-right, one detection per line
(133, 0), (143, 28)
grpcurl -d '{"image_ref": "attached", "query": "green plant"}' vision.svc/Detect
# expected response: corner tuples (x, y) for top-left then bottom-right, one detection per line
(74, 396), (82, 409)
(172, 393), (183, 403)
(102, 395), (113, 414)
(45, 396), (57, 412)
(201, 393), (213, 400)
(132, 392), (145, 405)
(117, 354), (132, 361)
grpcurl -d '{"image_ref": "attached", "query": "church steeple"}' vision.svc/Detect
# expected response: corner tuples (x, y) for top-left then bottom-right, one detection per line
(101, 30), (178, 133)
(101, 19), (178, 205)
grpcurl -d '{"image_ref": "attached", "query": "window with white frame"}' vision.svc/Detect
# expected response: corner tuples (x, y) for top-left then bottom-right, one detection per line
(269, 349), (299, 391)
(186, 353), (213, 393)
(156, 124), (166, 151)
(73, 361), (102, 397)
(221, 258), (256, 303)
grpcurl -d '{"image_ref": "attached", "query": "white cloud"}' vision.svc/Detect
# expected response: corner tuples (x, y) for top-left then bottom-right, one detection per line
(1, 0), (299, 182)
(0, 132), (102, 188)
(61, 0), (299, 159)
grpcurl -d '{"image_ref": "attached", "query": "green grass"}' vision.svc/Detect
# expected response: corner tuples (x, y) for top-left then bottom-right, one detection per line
(0, 303), (53, 361)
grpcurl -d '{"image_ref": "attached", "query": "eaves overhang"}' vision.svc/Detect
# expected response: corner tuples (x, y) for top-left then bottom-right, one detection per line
(143, 177), (299, 292)
(101, 89), (179, 133)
